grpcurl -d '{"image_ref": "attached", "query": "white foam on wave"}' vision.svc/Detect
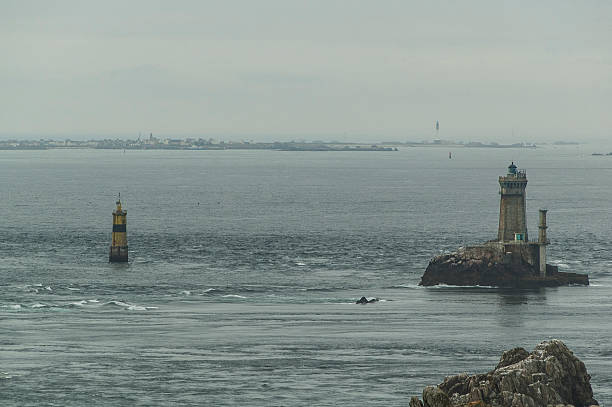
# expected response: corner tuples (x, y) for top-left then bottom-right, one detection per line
(296, 262), (306, 266)
(179, 290), (191, 296)
(104, 300), (156, 311)
(557, 263), (570, 269)
(31, 303), (49, 309)
(45, 286), (52, 291)
(392, 284), (420, 289)
(126, 304), (158, 311)
(429, 284), (499, 289)
(222, 294), (246, 299)
(203, 288), (216, 293)
(550, 260), (570, 269)
(67, 299), (100, 307)
(67, 287), (80, 291)
(6, 304), (22, 310)
(105, 300), (130, 307)
(124, 305), (158, 311)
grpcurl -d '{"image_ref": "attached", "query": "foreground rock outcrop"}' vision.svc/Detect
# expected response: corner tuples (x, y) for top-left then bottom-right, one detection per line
(410, 339), (598, 407)
(420, 244), (589, 288)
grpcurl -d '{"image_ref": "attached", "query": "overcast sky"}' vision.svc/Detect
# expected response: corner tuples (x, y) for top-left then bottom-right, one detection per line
(1, 0), (610, 142)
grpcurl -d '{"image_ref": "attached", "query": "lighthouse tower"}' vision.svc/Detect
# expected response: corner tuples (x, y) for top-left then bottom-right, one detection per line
(498, 162), (528, 242)
(109, 195), (128, 262)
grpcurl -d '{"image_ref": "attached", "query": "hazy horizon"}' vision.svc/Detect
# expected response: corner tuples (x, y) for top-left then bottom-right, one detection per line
(2, 1), (611, 142)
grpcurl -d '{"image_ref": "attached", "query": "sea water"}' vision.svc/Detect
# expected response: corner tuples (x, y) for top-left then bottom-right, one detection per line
(0, 145), (610, 406)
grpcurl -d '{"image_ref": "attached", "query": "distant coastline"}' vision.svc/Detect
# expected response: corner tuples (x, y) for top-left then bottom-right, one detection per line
(0, 137), (552, 151)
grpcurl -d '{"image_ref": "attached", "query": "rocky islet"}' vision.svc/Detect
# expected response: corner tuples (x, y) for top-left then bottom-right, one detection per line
(409, 339), (598, 407)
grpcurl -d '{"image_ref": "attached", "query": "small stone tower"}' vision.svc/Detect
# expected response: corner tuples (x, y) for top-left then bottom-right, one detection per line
(109, 195), (128, 262)
(538, 209), (549, 277)
(498, 162), (528, 242)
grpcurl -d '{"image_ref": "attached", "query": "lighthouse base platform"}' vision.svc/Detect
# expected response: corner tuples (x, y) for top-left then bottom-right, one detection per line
(420, 242), (589, 288)
(109, 246), (128, 263)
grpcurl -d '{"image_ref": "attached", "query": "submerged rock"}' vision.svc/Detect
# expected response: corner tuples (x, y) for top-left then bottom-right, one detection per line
(410, 339), (598, 407)
(420, 243), (589, 288)
(355, 296), (378, 304)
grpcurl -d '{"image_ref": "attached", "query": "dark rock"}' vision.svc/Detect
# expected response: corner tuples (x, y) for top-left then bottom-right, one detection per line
(419, 244), (589, 288)
(355, 296), (378, 304)
(410, 339), (598, 407)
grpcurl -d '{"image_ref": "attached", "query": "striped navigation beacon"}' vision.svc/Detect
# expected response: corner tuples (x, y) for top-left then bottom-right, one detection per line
(109, 194), (128, 263)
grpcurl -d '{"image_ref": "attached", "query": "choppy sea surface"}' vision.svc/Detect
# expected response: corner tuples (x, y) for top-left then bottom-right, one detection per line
(1, 145), (611, 406)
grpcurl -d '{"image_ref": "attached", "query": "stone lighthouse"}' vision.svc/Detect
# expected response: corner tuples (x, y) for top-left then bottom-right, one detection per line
(497, 162), (549, 277)
(109, 195), (128, 262)
(498, 162), (528, 242)
(419, 162), (590, 287)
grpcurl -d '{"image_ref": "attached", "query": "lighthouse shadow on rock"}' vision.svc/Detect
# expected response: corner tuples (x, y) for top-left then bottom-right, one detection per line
(109, 197), (128, 263)
(420, 162), (589, 288)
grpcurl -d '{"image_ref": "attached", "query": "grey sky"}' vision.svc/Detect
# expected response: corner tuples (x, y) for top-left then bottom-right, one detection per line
(1, 0), (610, 142)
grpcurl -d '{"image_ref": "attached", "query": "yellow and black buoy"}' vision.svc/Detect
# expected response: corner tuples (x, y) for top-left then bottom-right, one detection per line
(109, 195), (128, 262)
